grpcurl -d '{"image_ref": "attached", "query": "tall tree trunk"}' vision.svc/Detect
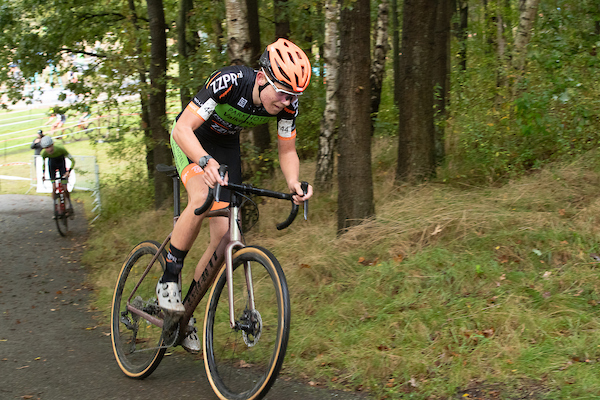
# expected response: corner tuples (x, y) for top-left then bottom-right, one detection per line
(511, 0), (540, 96)
(495, 0), (511, 102)
(247, 0), (262, 64)
(315, 0), (340, 191)
(275, 0), (291, 39)
(395, 0), (437, 183)
(212, 0), (225, 61)
(455, 0), (468, 71)
(391, 0), (400, 105)
(370, 0), (389, 134)
(247, 0), (270, 159)
(178, 0), (193, 108)
(337, 0), (374, 234)
(226, 0), (252, 65)
(432, 0), (452, 164)
(127, 0), (153, 180)
(146, 0), (171, 208)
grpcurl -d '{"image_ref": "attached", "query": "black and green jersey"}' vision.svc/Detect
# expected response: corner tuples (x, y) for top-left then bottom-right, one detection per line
(183, 65), (299, 149)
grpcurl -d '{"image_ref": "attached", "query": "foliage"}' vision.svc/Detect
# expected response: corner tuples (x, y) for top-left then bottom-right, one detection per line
(444, 0), (600, 185)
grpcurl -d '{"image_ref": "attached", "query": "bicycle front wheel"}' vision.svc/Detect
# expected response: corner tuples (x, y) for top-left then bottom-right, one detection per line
(111, 240), (167, 379)
(203, 246), (291, 400)
(54, 196), (67, 237)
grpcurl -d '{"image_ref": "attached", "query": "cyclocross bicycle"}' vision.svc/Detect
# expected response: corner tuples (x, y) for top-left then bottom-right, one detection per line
(50, 172), (72, 237)
(111, 164), (308, 400)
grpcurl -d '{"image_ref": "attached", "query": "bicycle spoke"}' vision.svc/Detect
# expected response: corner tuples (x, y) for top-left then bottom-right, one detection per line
(111, 241), (167, 379)
(204, 247), (290, 400)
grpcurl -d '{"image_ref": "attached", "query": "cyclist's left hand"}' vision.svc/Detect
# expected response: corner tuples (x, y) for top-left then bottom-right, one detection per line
(290, 181), (312, 205)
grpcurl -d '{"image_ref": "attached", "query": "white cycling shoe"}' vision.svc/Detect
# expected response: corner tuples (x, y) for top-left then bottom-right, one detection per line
(156, 281), (185, 314)
(182, 317), (201, 354)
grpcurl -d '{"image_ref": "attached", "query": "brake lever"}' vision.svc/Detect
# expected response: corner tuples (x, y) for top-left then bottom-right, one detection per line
(301, 181), (309, 220)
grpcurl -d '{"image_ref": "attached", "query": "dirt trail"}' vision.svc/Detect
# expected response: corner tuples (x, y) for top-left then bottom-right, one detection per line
(0, 194), (367, 400)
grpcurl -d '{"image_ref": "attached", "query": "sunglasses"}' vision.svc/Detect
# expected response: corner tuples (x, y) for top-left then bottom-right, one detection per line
(262, 69), (301, 102)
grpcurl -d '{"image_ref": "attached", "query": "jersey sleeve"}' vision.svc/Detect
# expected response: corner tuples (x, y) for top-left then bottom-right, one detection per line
(186, 68), (243, 123)
(277, 101), (299, 141)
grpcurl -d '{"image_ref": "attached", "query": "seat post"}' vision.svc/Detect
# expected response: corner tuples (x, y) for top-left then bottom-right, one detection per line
(172, 175), (181, 218)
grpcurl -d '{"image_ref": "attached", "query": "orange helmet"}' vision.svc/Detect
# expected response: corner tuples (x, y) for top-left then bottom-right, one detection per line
(259, 38), (311, 93)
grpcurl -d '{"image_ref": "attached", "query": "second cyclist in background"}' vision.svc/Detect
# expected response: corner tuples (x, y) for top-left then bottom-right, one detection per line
(40, 136), (75, 216)
(46, 112), (67, 133)
(156, 38), (314, 353)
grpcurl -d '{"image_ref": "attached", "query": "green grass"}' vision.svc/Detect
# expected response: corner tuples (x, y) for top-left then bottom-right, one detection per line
(6, 108), (600, 398)
(78, 147), (600, 399)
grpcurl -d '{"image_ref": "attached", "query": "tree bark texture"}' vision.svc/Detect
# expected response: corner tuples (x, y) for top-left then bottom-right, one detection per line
(226, 0), (252, 65)
(146, 0), (172, 208)
(454, 0), (468, 71)
(315, 0), (340, 190)
(395, 0), (437, 183)
(337, 0), (375, 234)
(274, 0), (291, 39)
(511, 0), (540, 96)
(370, 0), (389, 134)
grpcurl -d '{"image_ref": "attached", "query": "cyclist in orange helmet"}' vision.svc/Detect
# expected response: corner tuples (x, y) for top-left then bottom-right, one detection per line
(157, 38), (314, 353)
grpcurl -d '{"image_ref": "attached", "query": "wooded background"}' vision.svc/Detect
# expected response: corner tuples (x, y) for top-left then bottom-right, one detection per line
(1, 0), (599, 232)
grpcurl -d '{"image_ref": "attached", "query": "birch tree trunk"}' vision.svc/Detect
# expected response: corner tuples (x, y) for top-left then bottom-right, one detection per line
(511, 0), (540, 96)
(315, 0), (339, 190)
(226, 0), (252, 65)
(370, 0), (389, 134)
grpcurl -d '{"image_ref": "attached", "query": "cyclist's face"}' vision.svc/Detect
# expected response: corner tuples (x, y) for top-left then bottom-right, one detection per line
(45, 144), (55, 154)
(258, 71), (299, 114)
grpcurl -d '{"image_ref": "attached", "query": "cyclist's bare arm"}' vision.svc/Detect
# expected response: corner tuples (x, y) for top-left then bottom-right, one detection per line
(278, 137), (313, 203)
(171, 107), (224, 188)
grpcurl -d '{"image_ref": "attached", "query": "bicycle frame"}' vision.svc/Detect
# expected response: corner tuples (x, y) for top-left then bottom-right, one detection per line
(124, 176), (252, 335)
(125, 207), (247, 335)
(53, 175), (67, 214)
(124, 163), (304, 344)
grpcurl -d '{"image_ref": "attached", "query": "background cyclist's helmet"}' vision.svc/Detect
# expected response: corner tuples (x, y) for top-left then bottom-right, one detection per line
(259, 38), (311, 93)
(37, 129), (43, 136)
(40, 136), (54, 148)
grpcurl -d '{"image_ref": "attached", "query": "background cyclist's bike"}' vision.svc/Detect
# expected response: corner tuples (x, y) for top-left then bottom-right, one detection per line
(50, 171), (73, 237)
(111, 164), (308, 400)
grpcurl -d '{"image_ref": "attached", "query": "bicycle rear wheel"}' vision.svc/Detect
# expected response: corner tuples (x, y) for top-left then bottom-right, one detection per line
(111, 240), (167, 379)
(203, 246), (291, 400)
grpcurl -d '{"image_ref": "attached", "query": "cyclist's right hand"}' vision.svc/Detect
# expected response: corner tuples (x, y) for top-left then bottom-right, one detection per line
(202, 158), (227, 189)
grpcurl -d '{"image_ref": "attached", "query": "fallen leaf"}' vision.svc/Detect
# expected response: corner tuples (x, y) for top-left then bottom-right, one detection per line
(542, 271), (551, 279)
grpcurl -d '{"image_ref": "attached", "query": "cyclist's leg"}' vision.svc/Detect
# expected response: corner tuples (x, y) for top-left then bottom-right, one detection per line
(193, 217), (228, 282)
(157, 134), (211, 312)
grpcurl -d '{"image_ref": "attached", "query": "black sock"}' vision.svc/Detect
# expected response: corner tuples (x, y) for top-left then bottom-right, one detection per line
(161, 245), (189, 283)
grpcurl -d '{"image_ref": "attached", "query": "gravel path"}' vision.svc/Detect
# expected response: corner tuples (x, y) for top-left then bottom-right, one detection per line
(0, 194), (367, 400)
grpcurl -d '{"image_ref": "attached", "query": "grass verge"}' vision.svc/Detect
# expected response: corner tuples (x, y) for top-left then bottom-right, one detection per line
(81, 143), (600, 399)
